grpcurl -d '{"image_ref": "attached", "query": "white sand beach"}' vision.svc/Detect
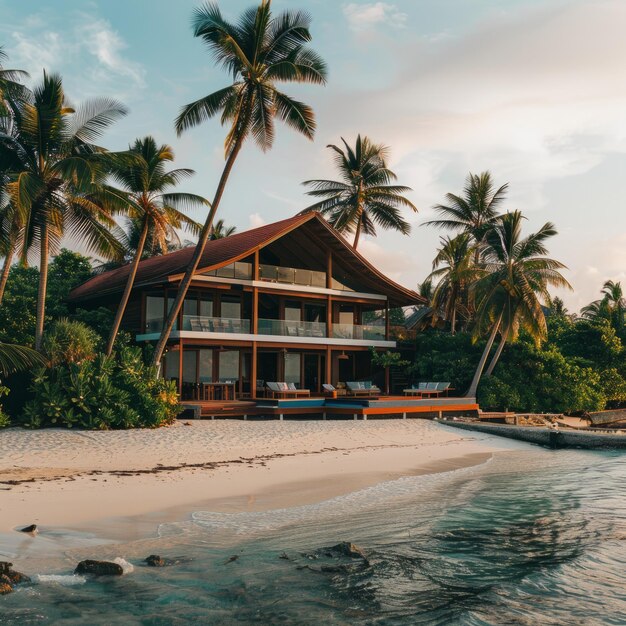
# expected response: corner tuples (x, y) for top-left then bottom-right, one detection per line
(0, 419), (513, 537)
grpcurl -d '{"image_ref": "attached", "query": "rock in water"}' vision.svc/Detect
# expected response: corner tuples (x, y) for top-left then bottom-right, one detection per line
(74, 560), (124, 577)
(0, 577), (12, 595)
(19, 524), (37, 534)
(0, 562), (31, 585)
(330, 542), (369, 563)
(145, 555), (165, 567)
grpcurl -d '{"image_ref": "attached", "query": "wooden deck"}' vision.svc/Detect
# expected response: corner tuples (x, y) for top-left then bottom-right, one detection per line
(180, 395), (479, 420)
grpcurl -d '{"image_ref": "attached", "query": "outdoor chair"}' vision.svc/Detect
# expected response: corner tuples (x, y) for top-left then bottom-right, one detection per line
(346, 381), (380, 397)
(266, 382), (311, 398)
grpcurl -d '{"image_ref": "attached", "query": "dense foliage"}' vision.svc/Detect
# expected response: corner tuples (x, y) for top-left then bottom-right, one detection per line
(0, 249), (99, 346)
(22, 347), (181, 430)
(410, 310), (626, 413)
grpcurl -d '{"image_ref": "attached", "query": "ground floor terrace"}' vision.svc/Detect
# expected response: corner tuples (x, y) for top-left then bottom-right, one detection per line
(161, 341), (389, 401)
(179, 396), (479, 420)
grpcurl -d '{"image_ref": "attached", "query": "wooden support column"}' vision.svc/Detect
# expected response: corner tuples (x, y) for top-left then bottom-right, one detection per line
(251, 342), (258, 399)
(325, 346), (332, 384)
(385, 300), (390, 341)
(178, 339), (183, 398)
(326, 250), (332, 288)
(252, 287), (258, 334)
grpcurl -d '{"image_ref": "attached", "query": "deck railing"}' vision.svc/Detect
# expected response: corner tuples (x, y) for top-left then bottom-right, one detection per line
(332, 323), (386, 341)
(258, 318), (327, 338)
(183, 315), (251, 333)
(176, 315), (386, 340)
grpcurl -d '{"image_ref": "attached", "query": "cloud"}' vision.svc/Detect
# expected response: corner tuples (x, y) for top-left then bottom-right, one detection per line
(343, 3), (407, 31)
(357, 238), (413, 283)
(249, 213), (266, 228)
(6, 12), (145, 102)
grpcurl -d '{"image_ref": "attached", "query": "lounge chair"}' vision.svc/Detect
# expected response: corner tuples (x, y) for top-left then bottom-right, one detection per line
(436, 382), (452, 396)
(346, 381), (380, 397)
(266, 382), (311, 398)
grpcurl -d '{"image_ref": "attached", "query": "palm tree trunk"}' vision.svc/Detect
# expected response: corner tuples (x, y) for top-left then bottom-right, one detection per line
(151, 137), (245, 368)
(465, 311), (502, 398)
(34, 223), (49, 352)
(352, 219), (362, 249)
(485, 325), (510, 377)
(451, 304), (456, 334)
(105, 218), (149, 356)
(0, 239), (15, 305)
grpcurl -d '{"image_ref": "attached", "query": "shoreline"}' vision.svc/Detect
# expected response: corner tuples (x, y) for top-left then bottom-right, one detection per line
(0, 420), (520, 555)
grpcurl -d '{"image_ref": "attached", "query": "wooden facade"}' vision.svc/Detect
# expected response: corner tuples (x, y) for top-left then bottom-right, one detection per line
(70, 214), (439, 407)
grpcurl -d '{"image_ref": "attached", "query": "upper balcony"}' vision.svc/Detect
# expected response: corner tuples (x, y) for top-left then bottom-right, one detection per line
(138, 314), (392, 347)
(203, 261), (355, 292)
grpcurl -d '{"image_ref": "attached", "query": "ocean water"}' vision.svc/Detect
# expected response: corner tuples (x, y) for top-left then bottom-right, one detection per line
(1, 448), (625, 625)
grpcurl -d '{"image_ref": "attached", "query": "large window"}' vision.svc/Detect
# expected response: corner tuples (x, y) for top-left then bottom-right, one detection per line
(199, 350), (213, 383)
(221, 296), (241, 319)
(162, 350), (179, 380)
(219, 350), (239, 382)
(285, 302), (301, 322)
(182, 351), (196, 384)
(284, 352), (301, 385)
(146, 296), (164, 332)
(339, 305), (354, 325)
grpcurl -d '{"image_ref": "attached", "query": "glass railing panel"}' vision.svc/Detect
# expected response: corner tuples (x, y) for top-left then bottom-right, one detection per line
(257, 318), (326, 338)
(183, 316), (251, 334)
(311, 270), (326, 288)
(332, 323), (386, 340)
(259, 264), (278, 281)
(234, 262), (252, 279)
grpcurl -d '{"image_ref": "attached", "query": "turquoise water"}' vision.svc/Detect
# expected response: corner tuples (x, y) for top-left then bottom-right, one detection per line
(1, 448), (625, 625)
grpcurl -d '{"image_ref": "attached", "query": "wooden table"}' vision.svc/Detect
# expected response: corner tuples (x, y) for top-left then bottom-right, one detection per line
(201, 382), (237, 401)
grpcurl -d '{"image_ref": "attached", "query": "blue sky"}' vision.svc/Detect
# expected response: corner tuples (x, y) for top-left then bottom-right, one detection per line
(1, 0), (625, 311)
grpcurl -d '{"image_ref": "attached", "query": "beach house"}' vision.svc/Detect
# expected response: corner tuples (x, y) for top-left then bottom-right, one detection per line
(69, 213), (478, 418)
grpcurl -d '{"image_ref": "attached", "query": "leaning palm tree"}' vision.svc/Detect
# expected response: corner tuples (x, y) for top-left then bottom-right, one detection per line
(465, 211), (571, 396)
(0, 202), (22, 305)
(0, 71), (128, 350)
(424, 171), (508, 262)
(105, 137), (205, 355)
(210, 219), (236, 240)
(151, 0), (327, 367)
(301, 135), (416, 248)
(428, 233), (480, 334)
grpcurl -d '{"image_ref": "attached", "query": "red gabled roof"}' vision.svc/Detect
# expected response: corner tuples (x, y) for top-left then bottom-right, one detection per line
(69, 212), (424, 307)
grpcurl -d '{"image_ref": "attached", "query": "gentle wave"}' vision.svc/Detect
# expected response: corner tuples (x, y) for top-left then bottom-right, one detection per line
(36, 574), (87, 586)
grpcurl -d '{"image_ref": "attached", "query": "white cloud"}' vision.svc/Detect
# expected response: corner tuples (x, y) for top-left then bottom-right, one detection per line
(343, 3), (407, 31)
(249, 213), (266, 228)
(7, 13), (145, 102)
(357, 238), (412, 282)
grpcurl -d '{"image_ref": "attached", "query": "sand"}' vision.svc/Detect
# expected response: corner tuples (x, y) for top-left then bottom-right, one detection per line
(0, 419), (511, 538)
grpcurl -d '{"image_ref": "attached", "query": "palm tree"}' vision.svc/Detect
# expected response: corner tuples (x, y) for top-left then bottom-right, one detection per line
(151, 0), (327, 367)
(0, 342), (43, 376)
(427, 233), (480, 334)
(0, 71), (128, 350)
(0, 46), (29, 114)
(424, 171), (508, 262)
(105, 137), (205, 355)
(465, 211), (571, 396)
(581, 280), (625, 328)
(210, 219), (236, 240)
(301, 135), (416, 248)
(0, 202), (22, 305)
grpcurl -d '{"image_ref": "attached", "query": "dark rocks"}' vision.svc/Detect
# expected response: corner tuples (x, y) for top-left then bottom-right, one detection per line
(144, 555), (166, 567)
(19, 524), (37, 534)
(278, 552), (290, 560)
(330, 542), (369, 563)
(74, 560), (124, 577)
(0, 562), (31, 593)
(224, 555), (239, 564)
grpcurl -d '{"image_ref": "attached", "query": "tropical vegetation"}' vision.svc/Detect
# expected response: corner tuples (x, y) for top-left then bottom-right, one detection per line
(301, 134), (416, 248)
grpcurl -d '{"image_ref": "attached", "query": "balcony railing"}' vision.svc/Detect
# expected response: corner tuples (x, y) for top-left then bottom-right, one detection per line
(332, 323), (386, 341)
(183, 316), (251, 333)
(258, 318), (326, 338)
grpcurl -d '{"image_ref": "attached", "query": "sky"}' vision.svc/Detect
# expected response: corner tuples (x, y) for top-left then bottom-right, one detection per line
(1, 0), (625, 312)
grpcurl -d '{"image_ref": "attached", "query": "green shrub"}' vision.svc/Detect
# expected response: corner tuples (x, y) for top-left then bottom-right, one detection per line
(0, 385), (10, 428)
(42, 319), (100, 367)
(22, 346), (181, 430)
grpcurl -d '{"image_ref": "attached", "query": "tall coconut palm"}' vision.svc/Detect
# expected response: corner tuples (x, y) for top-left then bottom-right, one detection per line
(0, 202), (22, 305)
(424, 171), (508, 262)
(105, 137), (205, 355)
(581, 280), (625, 328)
(427, 233), (480, 334)
(300, 135), (416, 248)
(151, 0), (327, 367)
(465, 211), (571, 396)
(0, 71), (128, 350)
(210, 219), (236, 240)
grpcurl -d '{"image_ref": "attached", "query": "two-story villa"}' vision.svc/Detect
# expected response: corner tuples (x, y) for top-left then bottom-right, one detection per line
(70, 213), (478, 418)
